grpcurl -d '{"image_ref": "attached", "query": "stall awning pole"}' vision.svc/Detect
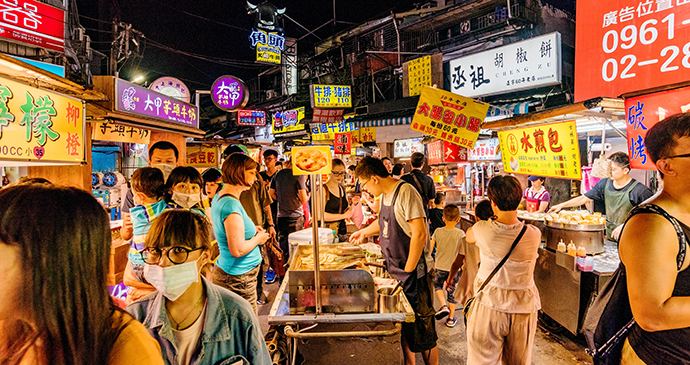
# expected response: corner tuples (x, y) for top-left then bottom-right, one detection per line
(311, 174), (323, 315)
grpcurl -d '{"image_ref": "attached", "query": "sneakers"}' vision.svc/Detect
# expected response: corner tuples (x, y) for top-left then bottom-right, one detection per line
(264, 268), (276, 284)
(435, 305), (450, 320)
(446, 317), (457, 328)
(257, 293), (268, 305)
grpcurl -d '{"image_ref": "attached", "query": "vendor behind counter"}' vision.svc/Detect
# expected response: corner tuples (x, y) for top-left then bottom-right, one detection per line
(549, 152), (654, 241)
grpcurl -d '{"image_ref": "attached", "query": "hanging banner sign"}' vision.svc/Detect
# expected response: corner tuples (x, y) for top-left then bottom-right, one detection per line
(92, 121), (150, 144)
(428, 140), (443, 164)
(498, 120), (581, 179)
(312, 108), (344, 123)
(310, 84), (352, 108)
(186, 146), (218, 167)
(115, 78), (199, 129)
(625, 86), (690, 170)
(149, 77), (191, 103)
(292, 146), (332, 175)
(238, 110), (266, 126)
(311, 120), (358, 140)
(250, 29), (284, 64)
(408, 55), (432, 97)
(352, 127), (376, 145)
(273, 106), (305, 134)
(449, 32), (561, 98)
(0, 76), (84, 162)
(334, 133), (351, 154)
(574, 0), (690, 102)
(0, 0), (65, 52)
(469, 138), (501, 160)
(211, 76), (249, 112)
(411, 86), (490, 149)
(443, 141), (469, 163)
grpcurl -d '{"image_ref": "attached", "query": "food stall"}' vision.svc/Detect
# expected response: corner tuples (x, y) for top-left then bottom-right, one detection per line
(267, 146), (414, 365)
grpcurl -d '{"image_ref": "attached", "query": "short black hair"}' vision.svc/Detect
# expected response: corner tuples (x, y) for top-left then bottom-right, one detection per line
(355, 157), (390, 180)
(434, 192), (445, 205)
(276, 161), (283, 167)
(475, 199), (494, 221)
(391, 164), (404, 176)
(381, 157), (391, 162)
(131, 167), (165, 198)
(222, 145), (245, 158)
(646, 112), (690, 164)
(411, 152), (425, 168)
(263, 149), (278, 158)
(149, 141), (179, 161)
(487, 175), (522, 211)
(608, 152), (630, 169)
(201, 168), (222, 183)
(348, 165), (356, 171)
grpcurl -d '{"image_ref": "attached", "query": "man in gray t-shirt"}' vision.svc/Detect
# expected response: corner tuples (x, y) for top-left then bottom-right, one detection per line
(269, 160), (309, 275)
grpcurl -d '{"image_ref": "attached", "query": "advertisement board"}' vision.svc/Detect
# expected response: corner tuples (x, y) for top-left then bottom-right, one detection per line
(0, 76), (84, 162)
(411, 86), (490, 149)
(469, 138), (501, 160)
(352, 127), (376, 145)
(427, 140), (443, 164)
(211, 76), (249, 112)
(272, 107), (305, 134)
(238, 110), (266, 126)
(443, 141), (469, 163)
(574, 0), (690, 101)
(250, 29), (284, 65)
(334, 133), (351, 154)
(0, 0), (65, 52)
(312, 108), (344, 123)
(498, 120), (581, 179)
(115, 78), (199, 129)
(292, 146), (332, 175)
(394, 138), (424, 158)
(449, 33), (561, 98)
(149, 77), (191, 103)
(310, 84), (352, 108)
(408, 55), (432, 97)
(311, 120), (358, 140)
(92, 121), (150, 144)
(186, 146), (218, 167)
(625, 86), (690, 169)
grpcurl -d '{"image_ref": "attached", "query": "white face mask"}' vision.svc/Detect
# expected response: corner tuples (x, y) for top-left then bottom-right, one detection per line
(152, 163), (175, 180)
(172, 191), (201, 209)
(143, 259), (200, 301)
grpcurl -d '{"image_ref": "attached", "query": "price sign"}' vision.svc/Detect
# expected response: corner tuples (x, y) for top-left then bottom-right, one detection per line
(427, 140), (443, 164)
(310, 85), (352, 108)
(575, 0), (690, 101)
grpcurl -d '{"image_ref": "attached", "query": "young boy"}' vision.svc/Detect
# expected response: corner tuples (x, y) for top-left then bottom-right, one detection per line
(431, 204), (466, 327)
(428, 192), (446, 236)
(123, 167), (168, 304)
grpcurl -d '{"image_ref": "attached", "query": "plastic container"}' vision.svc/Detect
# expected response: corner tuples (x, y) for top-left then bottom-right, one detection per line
(566, 241), (576, 256)
(577, 243), (587, 258)
(557, 239), (566, 253)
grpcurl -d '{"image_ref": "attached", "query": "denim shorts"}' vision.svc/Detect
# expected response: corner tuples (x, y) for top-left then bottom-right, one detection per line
(433, 269), (461, 304)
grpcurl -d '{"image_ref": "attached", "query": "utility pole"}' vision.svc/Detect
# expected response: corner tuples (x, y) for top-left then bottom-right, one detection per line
(110, 20), (117, 76)
(110, 21), (143, 76)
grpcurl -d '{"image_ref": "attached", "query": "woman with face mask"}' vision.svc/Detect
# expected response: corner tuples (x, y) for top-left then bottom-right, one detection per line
(211, 153), (270, 314)
(127, 210), (271, 365)
(164, 167), (206, 216)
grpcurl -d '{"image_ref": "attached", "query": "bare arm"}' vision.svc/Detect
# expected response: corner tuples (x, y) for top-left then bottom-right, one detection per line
(620, 213), (690, 331)
(120, 212), (133, 241)
(298, 189), (309, 204)
(349, 218), (380, 244)
(269, 188), (277, 201)
(465, 226), (476, 245)
(447, 254), (466, 285)
(223, 213), (269, 257)
(548, 194), (592, 213)
(538, 201), (549, 213)
(405, 217), (427, 273)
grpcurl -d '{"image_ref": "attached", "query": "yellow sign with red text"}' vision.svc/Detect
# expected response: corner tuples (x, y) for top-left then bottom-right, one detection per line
(292, 146), (332, 175)
(92, 121), (150, 144)
(186, 146), (218, 167)
(0, 76), (84, 163)
(411, 86), (489, 149)
(498, 120), (581, 179)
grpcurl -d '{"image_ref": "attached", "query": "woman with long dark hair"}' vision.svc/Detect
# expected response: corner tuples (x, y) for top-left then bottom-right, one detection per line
(0, 184), (163, 365)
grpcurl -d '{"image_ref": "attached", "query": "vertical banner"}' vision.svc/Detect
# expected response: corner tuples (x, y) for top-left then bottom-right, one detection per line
(411, 86), (490, 149)
(427, 140), (443, 164)
(334, 133), (351, 154)
(282, 37), (297, 95)
(498, 120), (581, 179)
(408, 55), (432, 97)
(443, 141), (468, 163)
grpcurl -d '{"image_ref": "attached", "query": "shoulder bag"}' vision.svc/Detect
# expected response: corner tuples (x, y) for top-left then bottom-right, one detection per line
(463, 224), (527, 327)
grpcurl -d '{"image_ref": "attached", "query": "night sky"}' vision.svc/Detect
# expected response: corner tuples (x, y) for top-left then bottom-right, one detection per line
(76, 0), (422, 91)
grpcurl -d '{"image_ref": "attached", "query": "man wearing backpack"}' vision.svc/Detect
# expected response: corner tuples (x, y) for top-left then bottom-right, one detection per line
(619, 112), (690, 364)
(402, 152), (436, 212)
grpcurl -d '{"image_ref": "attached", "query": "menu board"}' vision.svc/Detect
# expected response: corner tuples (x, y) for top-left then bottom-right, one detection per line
(310, 84), (352, 108)
(394, 137), (424, 158)
(469, 138), (501, 160)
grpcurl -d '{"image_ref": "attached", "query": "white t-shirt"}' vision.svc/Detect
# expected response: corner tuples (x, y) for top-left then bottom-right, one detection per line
(172, 301), (208, 365)
(432, 227), (466, 272)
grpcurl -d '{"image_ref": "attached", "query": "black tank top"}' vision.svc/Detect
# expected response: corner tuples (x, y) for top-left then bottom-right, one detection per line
(628, 220), (690, 364)
(324, 184), (348, 235)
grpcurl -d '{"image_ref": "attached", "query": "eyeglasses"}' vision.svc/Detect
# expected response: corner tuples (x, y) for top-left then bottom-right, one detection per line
(666, 153), (690, 159)
(332, 171), (346, 177)
(141, 246), (204, 265)
(361, 179), (370, 190)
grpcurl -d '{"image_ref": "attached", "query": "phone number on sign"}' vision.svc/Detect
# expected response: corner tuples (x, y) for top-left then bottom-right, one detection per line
(600, 12), (690, 82)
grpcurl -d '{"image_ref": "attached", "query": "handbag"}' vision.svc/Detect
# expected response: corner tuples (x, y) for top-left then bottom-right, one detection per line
(583, 204), (687, 365)
(266, 237), (287, 277)
(463, 224), (527, 327)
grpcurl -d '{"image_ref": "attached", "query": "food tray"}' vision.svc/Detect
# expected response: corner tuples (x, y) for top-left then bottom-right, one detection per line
(545, 220), (605, 231)
(290, 243), (366, 271)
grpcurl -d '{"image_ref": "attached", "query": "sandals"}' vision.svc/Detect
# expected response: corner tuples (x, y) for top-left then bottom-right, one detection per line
(435, 305), (450, 320)
(446, 317), (457, 327)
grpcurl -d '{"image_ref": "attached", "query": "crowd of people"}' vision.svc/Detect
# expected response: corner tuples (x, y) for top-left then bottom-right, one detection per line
(2, 113), (690, 364)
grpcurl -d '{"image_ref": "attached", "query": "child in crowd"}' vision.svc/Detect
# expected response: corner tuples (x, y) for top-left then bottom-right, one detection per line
(127, 210), (271, 365)
(431, 204), (466, 327)
(428, 192), (446, 236)
(124, 167), (168, 304)
(165, 166), (206, 216)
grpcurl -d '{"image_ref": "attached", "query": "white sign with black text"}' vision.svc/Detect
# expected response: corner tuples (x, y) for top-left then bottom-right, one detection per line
(449, 32), (562, 98)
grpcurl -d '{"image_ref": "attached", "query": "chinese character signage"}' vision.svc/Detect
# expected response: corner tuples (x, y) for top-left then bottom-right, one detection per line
(443, 141), (469, 163)
(394, 138), (424, 158)
(625, 86), (690, 170)
(411, 86), (490, 149)
(469, 138), (501, 160)
(0, 0), (65, 52)
(250, 29), (284, 64)
(283, 37), (297, 95)
(352, 127), (376, 145)
(115, 78), (199, 129)
(408, 56), (431, 97)
(311, 121), (358, 140)
(149, 77), (191, 103)
(292, 146), (332, 175)
(273, 107), (305, 134)
(211, 75), (248, 112)
(186, 146), (217, 167)
(575, 0), (690, 102)
(498, 120), (581, 179)
(449, 32), (562, 98)
(312, 108), (344, 123)
(92, 121), (150, 144)
(238, 110), (266, 126)
(428, 140), (443, 164)
(334, 133), (351, 154)
(310, 85), (352, 108)
(0, 76), (84, 162)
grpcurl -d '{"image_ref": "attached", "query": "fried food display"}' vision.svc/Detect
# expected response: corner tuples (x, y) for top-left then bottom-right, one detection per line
(544, 210), (606, 225)
(295, 148), (329, 172)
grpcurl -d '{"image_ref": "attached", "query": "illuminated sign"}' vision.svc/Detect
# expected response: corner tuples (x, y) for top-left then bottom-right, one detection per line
(273, 106), (305, 134)
(394, 138), (424, 158)
(0, 0), (65, 52)
(312, 108), (344, 123)
(149, 76), (190, 103)
(250, 29), (284, 65)
(186, 146), (218, 167)
(311, 121), (358, 140)
(115, 78), (199, 129)
(428, 139), (443, 164)
(238, 110), (267, 126)
(211, 75), (248, 112)
(93, 121), (150, 144)
(408, 56), (432, 97)
(334, 133), (351, 154)
(310, 84), (352, 108)
(469, 138), (501, 160)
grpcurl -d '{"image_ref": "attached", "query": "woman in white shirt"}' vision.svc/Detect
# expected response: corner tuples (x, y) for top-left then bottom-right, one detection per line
(465, 175), (542, 365)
